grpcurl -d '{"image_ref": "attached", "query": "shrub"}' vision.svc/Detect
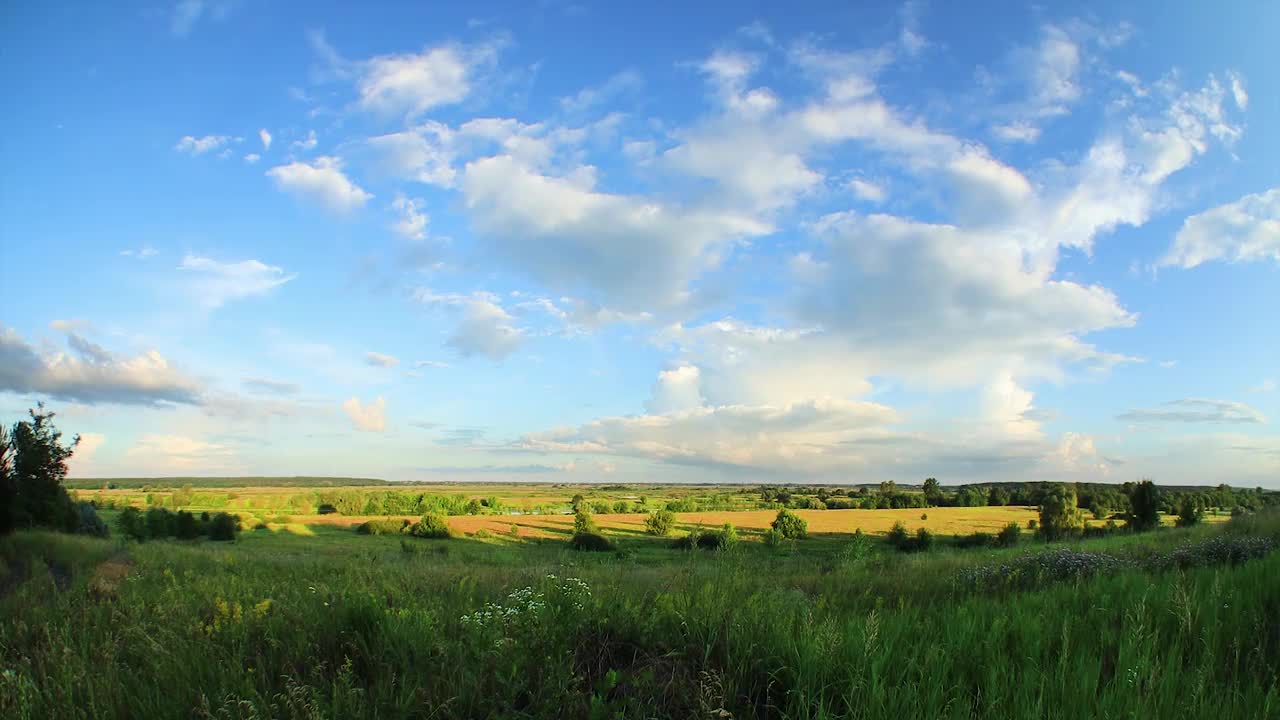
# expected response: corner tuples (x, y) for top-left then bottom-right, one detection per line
(570, 531), (615, 552)
(175, 510), (201, 539)
(356, 518), (410, 535)
(207, 512), (237, 542)
(509, 524), (520, 537)
(914, 527), (934, 552)
(117, 507), (147, 541)
(920, 513), (929, 521)
(1027, 519), (1038, 531)
(955, 531), (994, 549)
(74, 501), (109, 538)
(316, 503), (338, 515)
(996, 522), (1021, 548)
(573, 509), (598, 534)
(1038, 483), (1085, 540)
(695, 523), (738, 550)
(408, 513), (454, 539)
(886, 521), (909, 548)
(474, 528), (494, 539)
(644, 508), (676, 536)
(671, 527), (701, 550)
(762, 528), (785, 549)
(1176, 497), (1204, 527)
(1126, 479), (1161, 531)
(771, 509), (808, 539)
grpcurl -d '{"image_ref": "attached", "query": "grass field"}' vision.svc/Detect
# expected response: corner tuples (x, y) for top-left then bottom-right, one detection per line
(3, 482), (1276, 719)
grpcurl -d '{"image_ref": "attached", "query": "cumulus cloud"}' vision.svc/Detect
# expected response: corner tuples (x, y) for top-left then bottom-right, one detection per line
(1161, 188), (1279, 268)
(521, 396), (900, 472)
(390, 193), (428, 239)
(365, 351), (399, 368)
(179, 254), (295, 308)
(360, 123), (457, 186)
(174, 134), (231, 155)
(356, 43), (494, 118)
(267, 156), (371, 212)
(646, 365), (704, 414)
(120, 247), (158, 259)
(290, 130), (318, 153)
(243, 153), (260, 164)
(447, 297), (523, 360)
(259, 128), (272, 150)
(1118, 399), (1266, 425)
(0, 326), (203, 406)
(343, 396), (387, 432)
(461, 154), (767, 309)
(127, 434), (233, 469)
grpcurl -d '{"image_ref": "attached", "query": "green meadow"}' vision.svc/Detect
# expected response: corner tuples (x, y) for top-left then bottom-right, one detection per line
(3, 504), (1277, 719)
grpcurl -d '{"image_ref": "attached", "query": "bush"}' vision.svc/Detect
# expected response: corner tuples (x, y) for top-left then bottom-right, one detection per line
(573, 509), (598, 534)
(920, 513), (928, 521)
(207, 512), (238, 542)
(644, 508), (676, 536)
(316, 503), (338, 515)
(570, 531), (615, 552)
(175, 510), (201, 539)
(117, 507), (147, 541)
(762, 528), (785, 549)
(74, 501), (109, 538)
(1027, 519), (1039, 531)
(694, 523), (738, 550)
(509, 524), (520, 537)
(1038, 484), (1085, 540)
(408, 513), (454, 539)
(1176, 497), (1204, 528)
(474, 528), (493, 539)
(955, 531), (994, 549)
(996, 522), (1021, 548)
(771, 509), (808, 539)
(886, 521), (909, 548)
(914, 527), (934, 552)
(356, 518), (410, 535)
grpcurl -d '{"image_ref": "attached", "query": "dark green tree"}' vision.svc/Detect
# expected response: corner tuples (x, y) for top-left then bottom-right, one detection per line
(922, 477), (940, 505)
(3, 405), (79, 533)
(1126, 479), (1161, 532)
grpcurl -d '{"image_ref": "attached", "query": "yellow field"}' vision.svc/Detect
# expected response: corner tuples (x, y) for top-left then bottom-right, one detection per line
(293, 505), (1041, 538)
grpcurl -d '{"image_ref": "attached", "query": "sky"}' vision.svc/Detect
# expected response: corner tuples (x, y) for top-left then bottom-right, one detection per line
(0, 1), (1277, 486)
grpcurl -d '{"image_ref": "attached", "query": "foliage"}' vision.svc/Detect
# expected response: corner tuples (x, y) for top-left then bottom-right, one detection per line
(1126, 479), (1161, 531)
(207, 512), (238, 541)
(995, 522), (1022, 548)
(2, 405), (79, 534)
(73, 501), (109, 538)
(643, 509), (676, 536)
(356, 519), (411, 535)
(573, 508), (598, 535)
(886, 521), (909, 548)
(1176, 496), (1204, 528)
(569, 531), (615, 552)
(1037, 484), (1085, 540)
(771, 508), (808, 539)
(761, 527), (785, 549)
(408, 513), (454, 539)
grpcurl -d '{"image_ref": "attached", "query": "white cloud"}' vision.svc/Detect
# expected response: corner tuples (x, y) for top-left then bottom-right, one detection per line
(1118, 399), (1266, 425)
(0, 326), (204, 406)
(414, 360), (450, 369)
(848, 178), (886, 203)
(65, 433), (105, 477)
(290, 130), (318, 153)
(120, 247), (158, 259)
(992, 122), (1042, 143)
(174, 134), (231, 155)
(447, 297), (523, 360)
(357, 44), (488, 118)
(1227, 71), (1248, 110)
(362, 123), (457, 186)
(646, 365), (704, 414)
(390, 193), (428, 239)
(259, 128), (272, 150)
(243, 153), (260, 164)
(461, 154), (768, 310)
(1161, 188), (1279, 268)
(343, 396), (387, 432)
(179, 254), (295, 308)
(266, 156), (372, 213)
(1249, 379), (1275, 393)
(127, 434), (232, 469)
(365, 351), (399, 368)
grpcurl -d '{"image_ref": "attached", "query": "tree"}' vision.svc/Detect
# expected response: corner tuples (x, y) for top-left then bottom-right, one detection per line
(922, 477), (940, 505)
(3, 405), (79, 533)
(1038, 484), (1085, 540)
(1176, 496), (1203, 527)
(573, 508), (598, 534)
(988, 487), (1010, 506)
(878, 480), (897, 496)
(1126, 479), (1161, 532)
(771, 508), (808, 539)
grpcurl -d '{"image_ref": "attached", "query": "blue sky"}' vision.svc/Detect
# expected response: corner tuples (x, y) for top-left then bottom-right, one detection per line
(1, 0), (1276, 486)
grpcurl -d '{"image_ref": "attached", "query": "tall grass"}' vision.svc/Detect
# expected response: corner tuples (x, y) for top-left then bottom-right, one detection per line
(1, 513), (1277, 719)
